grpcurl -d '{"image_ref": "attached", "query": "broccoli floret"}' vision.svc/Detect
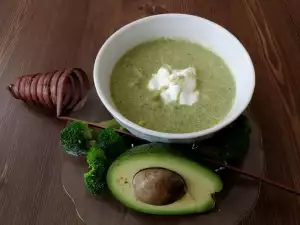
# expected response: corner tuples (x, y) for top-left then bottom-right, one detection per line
(97, 128), (128, 160)
(84, 166), (106, 195)
(87, 145), (106, 168)
(84, 145), (109, 195)
(60, 121), (92, 156)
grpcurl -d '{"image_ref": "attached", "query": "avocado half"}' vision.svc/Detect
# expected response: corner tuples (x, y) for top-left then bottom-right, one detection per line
(107, 143), (223, 215)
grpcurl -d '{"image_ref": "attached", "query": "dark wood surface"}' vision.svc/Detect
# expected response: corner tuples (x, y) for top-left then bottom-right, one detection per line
(0, 0), (300, 224)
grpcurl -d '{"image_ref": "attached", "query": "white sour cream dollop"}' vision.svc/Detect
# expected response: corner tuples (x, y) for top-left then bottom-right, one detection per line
(148, 65), (199, 105)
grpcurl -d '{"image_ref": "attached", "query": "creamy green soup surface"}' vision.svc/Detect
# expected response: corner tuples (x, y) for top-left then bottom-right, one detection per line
(110, 38), (236, 133)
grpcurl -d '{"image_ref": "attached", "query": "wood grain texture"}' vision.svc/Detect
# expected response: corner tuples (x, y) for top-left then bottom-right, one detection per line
(281, 0), (300, 39)
(0, 0), (300, 224)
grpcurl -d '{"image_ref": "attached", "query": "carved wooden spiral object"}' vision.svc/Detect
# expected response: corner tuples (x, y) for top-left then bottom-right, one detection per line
(7, 68), (90, 116)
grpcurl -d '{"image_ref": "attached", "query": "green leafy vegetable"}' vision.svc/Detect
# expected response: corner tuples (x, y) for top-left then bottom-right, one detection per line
(97, 128), (128, 161)
(99, 119), (122, 129)
(99, 119), (128, 131)
(174, 115), (251, 164)
(202, 115), (251, 162)
(215, 115), (251, 161)
(60, 121), (92, 156)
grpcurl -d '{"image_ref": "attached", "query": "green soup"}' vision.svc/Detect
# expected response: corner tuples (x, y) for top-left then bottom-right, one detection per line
(110, 39), (235, 133)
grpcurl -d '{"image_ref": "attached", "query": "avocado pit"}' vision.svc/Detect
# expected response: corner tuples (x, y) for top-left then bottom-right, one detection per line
(133, 168), (186, 206)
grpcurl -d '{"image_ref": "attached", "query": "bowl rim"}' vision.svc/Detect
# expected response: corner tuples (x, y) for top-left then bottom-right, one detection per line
(93, 13), (255, 140)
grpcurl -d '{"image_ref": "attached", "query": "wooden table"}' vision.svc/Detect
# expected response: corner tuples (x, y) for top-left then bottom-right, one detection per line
(0, 0), (300, 224)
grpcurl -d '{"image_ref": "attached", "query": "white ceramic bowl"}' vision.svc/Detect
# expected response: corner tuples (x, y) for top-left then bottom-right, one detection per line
(93, 14), (255, 143)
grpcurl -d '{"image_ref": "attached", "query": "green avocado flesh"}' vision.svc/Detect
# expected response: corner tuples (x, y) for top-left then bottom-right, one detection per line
(107, 144), (223, 215)
(110, 38), (236, 133)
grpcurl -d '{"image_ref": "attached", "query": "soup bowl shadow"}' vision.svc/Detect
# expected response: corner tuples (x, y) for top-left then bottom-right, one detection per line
(93, 14), (255, 143)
